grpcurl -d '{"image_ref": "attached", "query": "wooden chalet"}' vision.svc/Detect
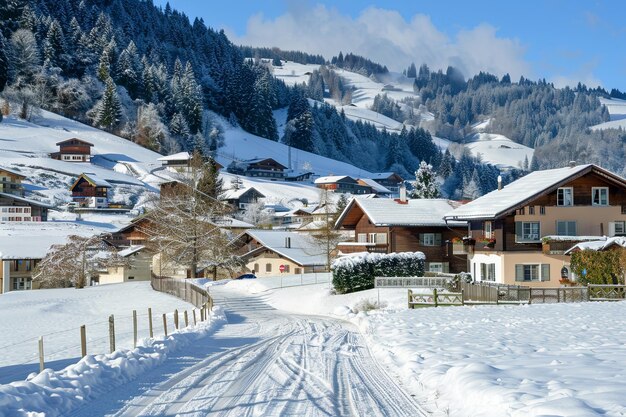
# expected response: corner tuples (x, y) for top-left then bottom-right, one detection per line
(0, 193), (51, 222)
(0, 166), (26, 196)
(222, 187), (265, 210)
(314, 176), (372, 195)
(444, 163), (626, 287)
(370, 172), (404, 194)
(69, 173), (111, 208)
(335, 197), (467, 273)
(51, 138), (94, 162)
(157, 152), (223, 173)
(227, 158), (286, 179)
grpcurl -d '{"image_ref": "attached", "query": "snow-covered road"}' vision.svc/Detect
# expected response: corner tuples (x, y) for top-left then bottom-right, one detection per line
(70, 287), (424, 417)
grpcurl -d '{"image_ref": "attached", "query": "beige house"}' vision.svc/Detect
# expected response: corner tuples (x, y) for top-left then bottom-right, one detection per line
(97, 246), (151, 285)
(444, 164), (626, 287)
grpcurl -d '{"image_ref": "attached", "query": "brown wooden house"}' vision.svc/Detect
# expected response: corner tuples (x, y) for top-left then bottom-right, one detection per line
(227, 158), (286, 179)
(0, 166), (26, 196)
(444, 163), (626, 287)
(222, 187), (265, 211)
(69, 173), (111, 208)
(370, 172), (404, 194)
(314, 176), (373, 195)
(51, 138), (94, 162)
(335, 197), (467, 273)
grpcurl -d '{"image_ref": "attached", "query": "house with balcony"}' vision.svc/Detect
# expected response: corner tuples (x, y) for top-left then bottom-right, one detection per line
(50, 138), (94, 162)
(334, 197), (467, 273)
(314, 176), (373, 195)
(69, 173), (111, 208)
(226, 158), (286, 179)
(222, 187), (265, 211)
(0, 193), (51, 222)
(0, 166), (26, 196)
(443, 163), (626, 287)
(156, 152), (223, 173)
(370, 172), (404, 195)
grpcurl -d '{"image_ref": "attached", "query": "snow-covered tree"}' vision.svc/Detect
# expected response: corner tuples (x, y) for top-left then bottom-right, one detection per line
(134, 103), (167, 151)
(462, 169), (482, 200)
(91, 77), (122, 131)
(242, 200), (272, 227)
(311, 188), (346, 272)
(410, 161), (439, 199)
(10, 29), (40, 82)
(0, 33), (9, 92)
(33, 234), (125, 289)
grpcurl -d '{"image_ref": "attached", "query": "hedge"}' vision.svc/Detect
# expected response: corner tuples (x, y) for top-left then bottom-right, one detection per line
(332, 251), (425, 293)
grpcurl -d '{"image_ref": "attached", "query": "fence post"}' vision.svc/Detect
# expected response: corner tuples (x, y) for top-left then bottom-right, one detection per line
(407, 289), (412, 309)
(38, 336), (44, 372)
(133, 310), (138, 348)
(80, 325), (87, 358)
(193, 309), (197, 325)
(461, 289), (465, 305)
(433, 288), (438, 307)
(108, 315), (116, 353)
(174, 309), (179, 330)
(184, 310), (189, 328)
(148, 307), (154, 338)
(163, 313), (168, 337)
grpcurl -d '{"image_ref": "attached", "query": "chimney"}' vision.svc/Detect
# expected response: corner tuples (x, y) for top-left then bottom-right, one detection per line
(497, 175), (502, 191)
(285, 237), (291, 248)
(569, 161), (576, 168)
(399, 183), (407, 203)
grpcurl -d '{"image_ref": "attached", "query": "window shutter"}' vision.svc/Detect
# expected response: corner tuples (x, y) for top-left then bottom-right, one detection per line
(419, 233), (424, 245)
(480, 263), (486, 280)
(515, 222), (522, 241)
(434, 233), (442, 246)
(443, 263), (449, 273)
(515, 265), (524, 281)
(541, 264), (550, 281)
(568, 221), (576, 236)
(489, 264), (496, 281)
(557, 221), (565, 236)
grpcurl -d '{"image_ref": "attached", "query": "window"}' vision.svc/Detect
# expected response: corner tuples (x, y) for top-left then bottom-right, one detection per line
(528, 206), (535, 215)
(419, 233), (442, 246)
(357, 233), (367, 243)
(515, 222), (540, 242)
(480, 263), (496, 281)
(483, 221), (493, 239)
(592, 187), (609, 206)
(283, 265), (290, 273)
(610, 221), (626, 237)
(266, 263), (272, 272)
(556, 221), (576, 236)
(368, 233), (377, 243)
(254, 263), (259, 272)
(540, 206), (546, 215)
(376, 233), (387, 244)
(428, 262), (443, 273)
(517, 207), (525, 215)
(295, 268), (302, 274)
(515, 264), (550, 282)
(557, 187), (573, 206)
(128, 276), (134, 280)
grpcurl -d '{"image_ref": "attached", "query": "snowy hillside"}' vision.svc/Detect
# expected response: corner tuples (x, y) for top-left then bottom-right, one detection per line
(591, 97), (626, 131)
(465, 132), (534, 169)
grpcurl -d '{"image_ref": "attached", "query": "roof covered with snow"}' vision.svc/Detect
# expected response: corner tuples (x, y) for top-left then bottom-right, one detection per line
(564, 237), (626, 255)
(241, 230), (327, 266)
(80, 173), (112, 188)
(314, 175), (354, 184)
(336, 198), (465, 228)
(156, 152), (191, 162)
(0, 166), (27, 178)
(357, 178), (392, 194)
(221, 187), (265, 200)
(445, 164), (626, 220)
(117, 245), (145, 257)
(0, 192), (54, 209)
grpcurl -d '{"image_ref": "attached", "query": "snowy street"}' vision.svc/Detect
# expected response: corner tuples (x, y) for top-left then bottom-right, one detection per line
(69, 285), (424, 417)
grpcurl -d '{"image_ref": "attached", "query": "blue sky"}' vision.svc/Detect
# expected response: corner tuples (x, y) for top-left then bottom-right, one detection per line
(156, 1), (626, 91)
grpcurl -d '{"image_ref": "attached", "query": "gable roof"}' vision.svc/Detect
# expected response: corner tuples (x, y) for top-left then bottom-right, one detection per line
(157, 151), (191, 162)
(221, 187), (265, 200)
(444, 164), (626, 221)
(56, 138), (94, 147)
(357, 178), (392, 194)
(0, 166), (27, 178)
(565, 237), (626, 255)
(336, 198), (465, 228)
(0, 192), (54, 209)
(370, 172), (404, 182)
(70, 173), (112, 190)
(314, 175), (355, 184)
(238, 230), (327, 266)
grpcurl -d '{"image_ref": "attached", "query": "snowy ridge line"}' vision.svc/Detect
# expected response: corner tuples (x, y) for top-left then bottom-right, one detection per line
(0, 307), (226, 417)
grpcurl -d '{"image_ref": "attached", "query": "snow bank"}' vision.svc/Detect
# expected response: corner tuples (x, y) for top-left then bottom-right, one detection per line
(351, 302), (626, 417)
(0, 307), (225, 417)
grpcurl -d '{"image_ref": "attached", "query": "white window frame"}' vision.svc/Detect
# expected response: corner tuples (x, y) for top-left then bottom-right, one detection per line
(591, 187), (609, 206)
(557, 187), (574, 206)
(357, 233), (367, 243)
(523, 264), (540, 281)
(428, 262), (443, 273)
(483, 221), (493, 239)
(517, 221), (540, 242)
(376, 233), (387, 244)
(368, 233), (377, 244)
(422, 233), (435, 246)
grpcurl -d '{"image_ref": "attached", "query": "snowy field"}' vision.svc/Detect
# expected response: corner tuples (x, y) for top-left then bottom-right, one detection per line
(466, 132), (534, 169)
(592, 98), (626, 131)
(0, 282), (195, 384)
(228, 278), (626, 417)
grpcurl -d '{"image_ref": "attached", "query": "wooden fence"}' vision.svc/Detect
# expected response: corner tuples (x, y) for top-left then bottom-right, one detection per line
(408, 288), (464, 308)
(375, 275), (453, 288)
(151, 273), (213, 309)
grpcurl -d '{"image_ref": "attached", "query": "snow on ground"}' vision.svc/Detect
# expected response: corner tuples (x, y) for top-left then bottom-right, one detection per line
(272, 61), (319, 87)
(593, 98), (626, 131)
(333, 104), (404, 132)
(465, 132), (534, 169)
(0, 282), (196, 384)
(227, 277), (626, 417)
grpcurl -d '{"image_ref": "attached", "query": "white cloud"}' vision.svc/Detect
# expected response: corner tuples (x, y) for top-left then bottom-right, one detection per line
(227, 4), (531, 79)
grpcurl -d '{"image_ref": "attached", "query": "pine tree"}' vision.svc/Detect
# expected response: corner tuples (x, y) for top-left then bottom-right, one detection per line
(410, 161), (439, 199)
(0, 33), (8, 92)
(92, 77), (122, 131)
(44, 19), (66, 68)
(97, 49), (111, 81)
(197, 157), (224, 200)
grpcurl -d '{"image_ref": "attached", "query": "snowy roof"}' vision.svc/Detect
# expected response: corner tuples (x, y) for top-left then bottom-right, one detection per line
(117, 245), (145, 257)
(445, 164), (626, 220)
(156, 152), (191, 162)
(357, 178), (392, 194)
(564, 237), (626, 255)
(0, 166), (27, 178)
(212, 217), (255, 229)
(0, 192), (54, 209)
(221, 187), (265, 200)
(314, 175), (354, 184)
(241, 230), (327, 266)
(56, 138), (94, 146)
(336, 198), (465, 228)
(370, 172), (403, 181)
(79, 173), (112, 188)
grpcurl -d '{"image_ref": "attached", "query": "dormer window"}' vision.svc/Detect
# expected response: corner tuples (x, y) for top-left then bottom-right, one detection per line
(557, 187), (573, 206)
(591, 187), (609, 206)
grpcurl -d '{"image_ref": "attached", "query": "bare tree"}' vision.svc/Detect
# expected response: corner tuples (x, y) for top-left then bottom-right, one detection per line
(33, 234), (124, 289)
(310, 188), (346, 271)
(142, 158), (240, 279)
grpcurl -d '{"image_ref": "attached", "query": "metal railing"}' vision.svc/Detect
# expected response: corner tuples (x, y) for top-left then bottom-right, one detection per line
(375, 276), (452, 288)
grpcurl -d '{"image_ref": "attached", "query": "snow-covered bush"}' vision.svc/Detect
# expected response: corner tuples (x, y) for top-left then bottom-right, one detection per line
(332, 252), (425, 293)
